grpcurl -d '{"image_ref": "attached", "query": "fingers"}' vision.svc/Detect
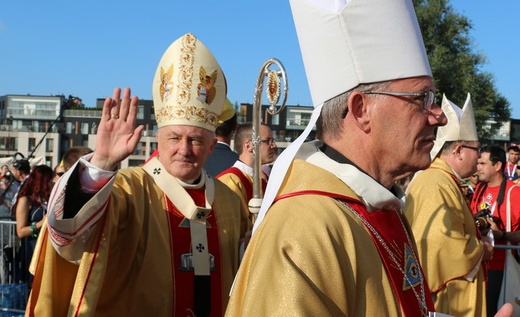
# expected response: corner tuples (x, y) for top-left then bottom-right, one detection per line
(119, 88), (132, 121)
(126, 95), (139, 127)
(102, 87), (138, 122)
(102, 88), (121, 122)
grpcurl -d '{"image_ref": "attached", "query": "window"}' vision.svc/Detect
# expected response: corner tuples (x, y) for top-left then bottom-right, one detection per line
(129, 159), (145, 167)
(138, 105), (144, 120)
(286, 109), (313, 129)
(66, 122), (73, 134)
(271, 114), (279, 125)
(29, 138), (36, 151)
(81, 122), (89, 135)
(12, 120), (22, 131)
(133, 142), (147, 156)
(46, 139), (54, 152)
(91, 122), (98, 134)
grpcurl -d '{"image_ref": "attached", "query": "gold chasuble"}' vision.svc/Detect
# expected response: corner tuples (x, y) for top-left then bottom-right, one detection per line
(404, 158), (487, 317)
(26, 158), (247, 317)
(226, 157), (434, 316)
(217, 167), (266, 223)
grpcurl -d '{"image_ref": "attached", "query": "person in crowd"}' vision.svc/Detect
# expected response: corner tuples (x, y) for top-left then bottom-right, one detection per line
(13, 164), (53, 290)
(217, 122), (277, 222)
(0, 165), (17, 218)
(466, 172), (480, 203)
(471, 144), (520, 316)
(226, 0), (449, 315)
(204, 99), (239, 177)
(52, 163), (65, 184)
(61, 146), (93, 171)
(10, 154), (31, 214)
(0, 165), (18, 284)
(26, 33), (248, 316)
(0, 165), (10, 184)
(504, 145), (520, 182)
(404, 93), (491, 316)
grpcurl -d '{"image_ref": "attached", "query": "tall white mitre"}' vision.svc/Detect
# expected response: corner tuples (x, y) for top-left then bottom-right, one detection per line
(291, 0), (431, 106)
(253, 0), (432, 231)
(430, 93), (478, 158)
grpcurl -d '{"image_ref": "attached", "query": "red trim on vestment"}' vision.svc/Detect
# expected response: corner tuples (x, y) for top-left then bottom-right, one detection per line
(49, 198), (110, 247)
(275, 190), (435, 316)
(74, 210), (109, 317)
(217, 167), (267, 202)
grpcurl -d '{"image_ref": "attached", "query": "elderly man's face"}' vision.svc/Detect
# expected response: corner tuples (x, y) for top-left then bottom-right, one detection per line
(369, 76), (446, 174)
(156, 125), (216, 181)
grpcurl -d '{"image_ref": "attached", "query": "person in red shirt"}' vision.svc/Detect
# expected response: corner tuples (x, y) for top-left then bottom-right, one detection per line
(471, 144), (520, 316)
(504, 145), (520, 182)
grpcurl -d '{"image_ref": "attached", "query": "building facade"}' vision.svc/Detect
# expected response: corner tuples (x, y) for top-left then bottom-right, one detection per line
(0, 94), (63, 167)
(2, 93), (518, 169)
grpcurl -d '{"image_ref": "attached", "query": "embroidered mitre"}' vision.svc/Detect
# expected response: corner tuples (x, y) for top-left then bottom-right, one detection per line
(152, 33), (226, 132)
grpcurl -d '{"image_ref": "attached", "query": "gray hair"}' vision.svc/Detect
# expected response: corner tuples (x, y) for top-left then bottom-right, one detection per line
(318, 81), (391, 141)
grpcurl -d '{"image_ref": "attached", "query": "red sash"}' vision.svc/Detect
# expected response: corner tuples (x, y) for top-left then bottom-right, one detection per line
(275, 190), (435, 316)
(166, 189), (223, 317)
(217, 167), (267, 200)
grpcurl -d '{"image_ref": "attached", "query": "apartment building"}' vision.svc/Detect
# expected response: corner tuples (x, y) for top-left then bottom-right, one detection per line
(1, 94), (517, 168)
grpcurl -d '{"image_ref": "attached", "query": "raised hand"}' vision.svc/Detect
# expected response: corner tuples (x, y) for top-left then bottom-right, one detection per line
(90, 87), (144, 171)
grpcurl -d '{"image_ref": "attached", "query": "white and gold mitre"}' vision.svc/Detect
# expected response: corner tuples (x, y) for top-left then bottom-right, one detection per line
(431, 93), (478, 158)
(289, 0), (432, 106)
(152, 33), (226, 132)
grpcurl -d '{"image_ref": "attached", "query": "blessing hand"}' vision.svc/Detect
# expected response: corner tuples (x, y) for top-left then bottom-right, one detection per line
(90, 87), (144, 171)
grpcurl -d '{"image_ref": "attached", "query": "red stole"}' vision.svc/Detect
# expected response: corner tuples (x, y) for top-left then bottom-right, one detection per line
(166, 188), (223, 316)
(217, 167), (267, 201)
(275, 190), (435, 316)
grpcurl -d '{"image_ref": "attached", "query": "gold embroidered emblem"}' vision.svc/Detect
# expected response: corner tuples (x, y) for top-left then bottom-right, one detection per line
(197, 66), (218, 104)
(159, 64), (174, 102)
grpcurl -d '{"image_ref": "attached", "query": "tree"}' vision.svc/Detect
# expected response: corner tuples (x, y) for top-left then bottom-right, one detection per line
(414, 0), (511, 141)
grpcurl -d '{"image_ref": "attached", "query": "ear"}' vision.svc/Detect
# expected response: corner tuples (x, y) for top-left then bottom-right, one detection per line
(348, 91), (371, 132)
(495, 161), (503, 173)
(452, 144), (463, 160)
(244, 139), (254, 153)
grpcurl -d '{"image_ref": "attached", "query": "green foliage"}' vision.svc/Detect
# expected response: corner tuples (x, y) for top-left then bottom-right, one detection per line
(414, 0), (511, 141)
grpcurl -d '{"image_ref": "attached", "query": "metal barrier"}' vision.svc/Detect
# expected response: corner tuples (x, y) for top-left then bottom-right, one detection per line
(494, 244), (520, 250)
(0, 219), (26, 316)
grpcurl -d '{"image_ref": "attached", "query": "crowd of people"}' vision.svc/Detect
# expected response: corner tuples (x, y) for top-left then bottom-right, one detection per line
(0, 146), (93, 293)
(0, 0), (518, 316)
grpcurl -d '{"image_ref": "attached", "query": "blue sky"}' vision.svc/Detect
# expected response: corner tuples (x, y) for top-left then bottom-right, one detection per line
(1, 1), (519, 119)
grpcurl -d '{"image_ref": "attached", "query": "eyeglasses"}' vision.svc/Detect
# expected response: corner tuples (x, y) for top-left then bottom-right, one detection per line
(361, 90), (436, 112)
(461, 145), (481, 155)
(260, 137), (275, 145)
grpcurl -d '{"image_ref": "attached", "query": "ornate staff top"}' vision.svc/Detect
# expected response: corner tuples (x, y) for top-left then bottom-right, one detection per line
(249, 58), (288, 223)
